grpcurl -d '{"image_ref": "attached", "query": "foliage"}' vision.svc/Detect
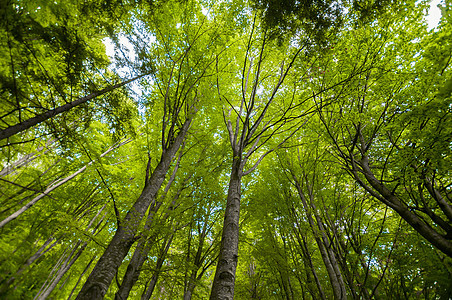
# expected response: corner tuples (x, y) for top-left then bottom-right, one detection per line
(1, 0), (451, 299)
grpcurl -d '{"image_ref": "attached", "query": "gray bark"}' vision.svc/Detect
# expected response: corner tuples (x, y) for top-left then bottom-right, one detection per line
(115, 147), (185, 300)
(209, 29), (301, 298)
(75, 118), (191, 300)
(291, 209), (326, 300)
(114, 202), (160, 300)
(210, 158), (242, 300)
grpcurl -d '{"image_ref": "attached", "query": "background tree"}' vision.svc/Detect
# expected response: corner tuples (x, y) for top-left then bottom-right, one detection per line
(315, 1), (452, 258)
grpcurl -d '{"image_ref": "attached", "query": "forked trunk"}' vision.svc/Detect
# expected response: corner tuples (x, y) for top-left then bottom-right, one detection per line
(76, 119), (190, 300)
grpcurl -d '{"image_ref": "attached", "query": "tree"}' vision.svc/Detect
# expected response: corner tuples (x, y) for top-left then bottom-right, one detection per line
(75, 1), (229, 298)
(0, 0), (144, 147)
(209, 17), (311, 297)
(315, 2), (452, 258)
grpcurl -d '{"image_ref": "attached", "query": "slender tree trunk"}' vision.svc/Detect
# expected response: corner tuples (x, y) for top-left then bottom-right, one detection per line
(115, 147), (185, 300)
(68, 256), (95, 300)
(184, 284), (195, 300)
(293, 177), (347, 300)
(0, 236), (61, 296)
(0, 137), (131, 229)
(35, 206), (107, 299)
(75, 119), (191, 300)
(183, 208), (210, 300)
(312, 206), (347, 299)
(183, 258), (201, 299)
(0, 74), (147, 140)
(0, 166), (89, 228)
(321, 202), (364, 300)
(210, 158), (242, 299)
(141, 234), (174, 300)
(291, 212), (326, 300)
(0, 138), (56, 177)
(35, 242), (86, 300)
(114, 202), (161, 300)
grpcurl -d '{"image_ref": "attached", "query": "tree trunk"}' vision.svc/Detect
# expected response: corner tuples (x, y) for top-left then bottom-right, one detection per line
(184, 208), (210, 300)
(35, 206), (106, 299)
(68, 256), (95, 300)
(184, 272), (198, 300)
(0, 137), (131, 229)
(0, 74), (147, 141)
(141, 234), (174, 300)
(114, 201), (161, 300)
(35, 242), (86, 300)
(75, 119), (191, 300)
(0, 236), (61, 296)
(358, 154), (452, 257)
(210, 158), (242, 300)
(291, 213), (326, 300)
(115, 147), (185, 300)
(0, 138), (56, 177)
(312, 208), (347, 299)
(293, 177), (347, 300)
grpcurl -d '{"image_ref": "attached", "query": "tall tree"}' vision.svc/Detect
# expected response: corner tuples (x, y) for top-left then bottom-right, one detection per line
(209, 19), (310, 297)
(75, 1), (227, 298)
(315, 2), (452, 257)
(2, 0), (452, 299)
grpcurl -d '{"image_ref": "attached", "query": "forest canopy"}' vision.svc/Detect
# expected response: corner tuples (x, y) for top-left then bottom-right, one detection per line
(0, 0), (451, 299)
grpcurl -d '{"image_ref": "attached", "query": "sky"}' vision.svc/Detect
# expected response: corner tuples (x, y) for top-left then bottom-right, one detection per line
(103, 0), (444, 70)
(101, 0), (444, 110)
(427, 0), (442, 30)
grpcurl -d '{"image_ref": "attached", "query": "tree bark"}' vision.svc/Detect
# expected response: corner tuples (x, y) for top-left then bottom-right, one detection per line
(290, 209), (327, 300)
(0, 74), (147, 141)
(115, 147), (185, 300)
(210, 158), (242, 300)
(75, 118), (191, 300)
